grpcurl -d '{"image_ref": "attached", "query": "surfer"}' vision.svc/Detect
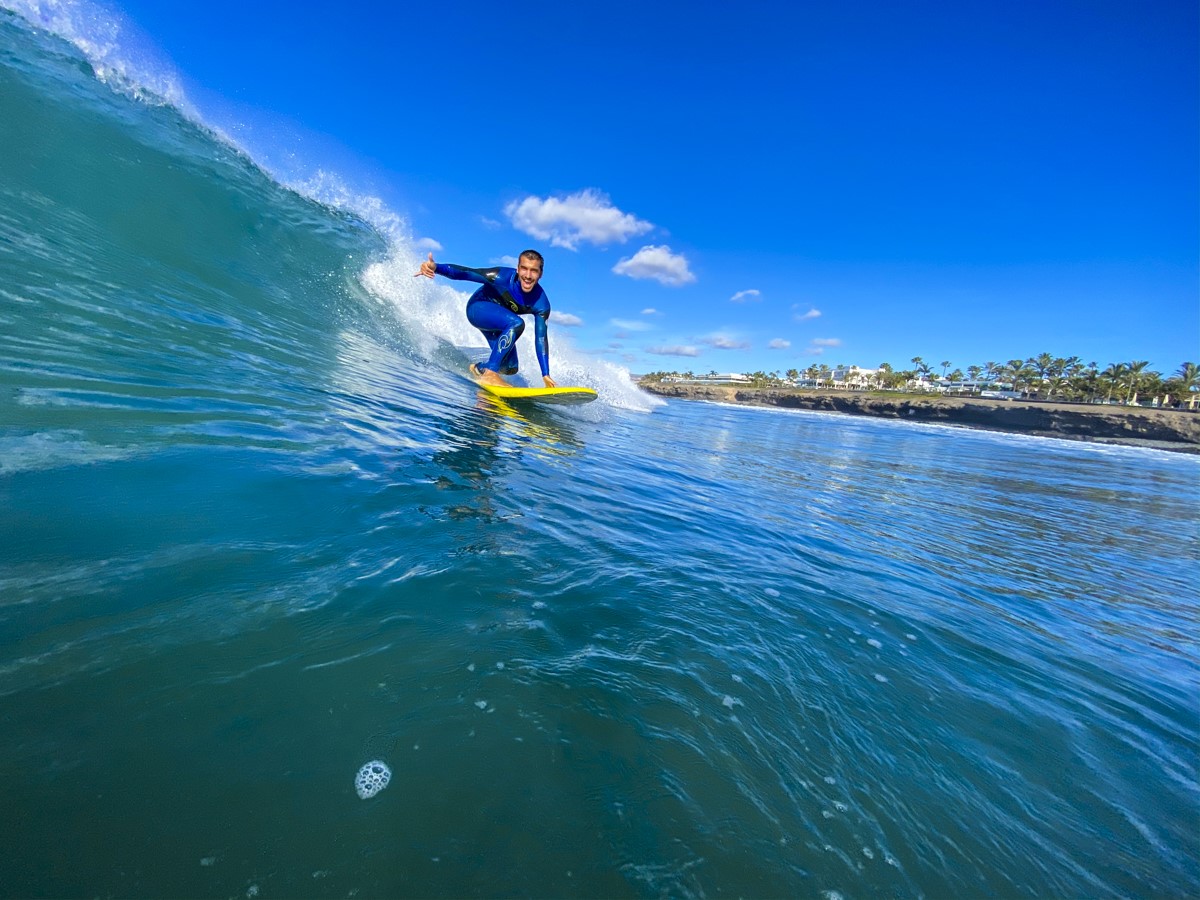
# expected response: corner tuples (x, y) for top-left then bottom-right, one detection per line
(415, 250), (557, 389)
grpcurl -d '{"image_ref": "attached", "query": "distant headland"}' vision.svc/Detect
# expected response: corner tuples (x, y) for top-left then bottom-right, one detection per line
(636, 379), (1200, 453)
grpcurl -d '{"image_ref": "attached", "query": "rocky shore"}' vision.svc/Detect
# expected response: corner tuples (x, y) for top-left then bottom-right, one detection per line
(638, 382), (1200, 452)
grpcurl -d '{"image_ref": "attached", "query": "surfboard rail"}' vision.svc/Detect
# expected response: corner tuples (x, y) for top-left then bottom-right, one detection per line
(476, 381), (597, 404)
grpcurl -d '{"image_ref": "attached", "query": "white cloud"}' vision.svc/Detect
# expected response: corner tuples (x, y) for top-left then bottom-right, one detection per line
(494, 255), (519, 266)
(794, 307), (822, 321)
(553, 311), (583, 327)
(703, 333), (750, 350)
(415, 237), (443, 252)
(647, 345), (700, 357)
(641, 308), (658, 315)
(612, 245), (696, 286)
(504, 189), (652, 250)
(730, 289), (761, 303)
(805, 337), (841, 355)
(609, 318), (652, 332)
(479, 216), (502, 230)
(769, 338), (791, 349)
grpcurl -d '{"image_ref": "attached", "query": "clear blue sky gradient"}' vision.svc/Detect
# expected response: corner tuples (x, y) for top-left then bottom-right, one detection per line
(104, 0), (1198, 376)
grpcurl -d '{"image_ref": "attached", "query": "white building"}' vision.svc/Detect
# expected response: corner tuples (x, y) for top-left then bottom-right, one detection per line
(691, 373), (752, 384)
(831, 366), (879, 389)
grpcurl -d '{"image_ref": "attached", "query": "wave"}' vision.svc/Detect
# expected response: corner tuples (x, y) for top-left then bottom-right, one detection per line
(0, 0), (660, 412)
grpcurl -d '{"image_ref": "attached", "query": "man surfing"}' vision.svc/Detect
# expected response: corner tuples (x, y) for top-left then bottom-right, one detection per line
(415, 249), (557, 389)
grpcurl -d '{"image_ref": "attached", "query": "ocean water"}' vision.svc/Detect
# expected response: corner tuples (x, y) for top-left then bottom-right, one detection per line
(2, 8), (1199, 898)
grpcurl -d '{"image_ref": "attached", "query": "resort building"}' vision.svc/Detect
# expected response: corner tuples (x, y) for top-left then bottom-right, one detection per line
(831, 366), (879, 389)
(681, 373), (753, 385)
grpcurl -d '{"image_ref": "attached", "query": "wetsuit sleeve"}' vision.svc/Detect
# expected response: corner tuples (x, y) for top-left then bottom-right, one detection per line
(433, 263), (504, 285)
(533, 311), (550, 378)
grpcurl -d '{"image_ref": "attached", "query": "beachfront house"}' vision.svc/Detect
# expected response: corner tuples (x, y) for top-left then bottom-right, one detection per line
(831, 366), (879, 390)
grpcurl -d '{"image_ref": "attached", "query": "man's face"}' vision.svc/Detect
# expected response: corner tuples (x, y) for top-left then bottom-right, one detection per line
(517, 256), (543, 293)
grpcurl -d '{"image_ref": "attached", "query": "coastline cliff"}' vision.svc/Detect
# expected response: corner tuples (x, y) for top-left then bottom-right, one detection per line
(637, 382), (1200, 452)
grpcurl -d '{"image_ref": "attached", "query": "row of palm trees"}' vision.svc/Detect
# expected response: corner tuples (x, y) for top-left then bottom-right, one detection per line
(642, 356), (1200, 409)
(890, 356), (1199, 408)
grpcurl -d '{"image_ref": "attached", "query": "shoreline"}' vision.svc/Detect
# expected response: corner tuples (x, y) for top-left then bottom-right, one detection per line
(637, 382), (1200, 454)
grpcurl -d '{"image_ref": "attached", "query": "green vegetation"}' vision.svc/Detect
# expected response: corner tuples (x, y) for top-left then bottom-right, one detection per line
(641, 356), (1200, 409)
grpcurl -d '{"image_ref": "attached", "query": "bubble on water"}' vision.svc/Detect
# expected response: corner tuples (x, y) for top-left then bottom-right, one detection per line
(467, 663), (476, 672)
(822, 890), (843, 899)
(824, 775), (837, 785)
(475, 700), (487, 709)
(874, 673), (889, 683)
(532, 601), (547, 609)
(246, 885), (260, 899)
(496, 662), (505, 669)
(732, 673), (744, 683)
(200, 856), (217, 867)
(354, 760), (392, 799)
(822, 810), (834, 819)
(722, 695), (742, 709)
(765, 588), (781, 597)
(862, 847), (875, 859)
(905, 633), (917, 641)
(834, 801), (847, 812)
(312, 870), (331, 879)
(867, 638), (882, 649)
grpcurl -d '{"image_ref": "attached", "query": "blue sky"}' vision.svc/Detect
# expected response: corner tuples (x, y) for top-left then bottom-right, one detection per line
(45, 0), (1200, 376)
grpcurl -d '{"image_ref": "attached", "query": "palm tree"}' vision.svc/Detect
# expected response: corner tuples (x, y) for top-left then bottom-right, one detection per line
(1101, 363), (1127, 403)
(1172, 362), (1200, 409)
(1029, 352), (1054, 382)
(1124, 360), (1150, 404)
(1000, 359), (1029, 394)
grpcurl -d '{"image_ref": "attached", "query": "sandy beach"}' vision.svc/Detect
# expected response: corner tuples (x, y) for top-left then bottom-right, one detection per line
(638, 382), (1200, 453)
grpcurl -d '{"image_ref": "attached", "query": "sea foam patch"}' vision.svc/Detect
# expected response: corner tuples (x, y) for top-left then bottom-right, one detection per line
(354, 760), (391, 799)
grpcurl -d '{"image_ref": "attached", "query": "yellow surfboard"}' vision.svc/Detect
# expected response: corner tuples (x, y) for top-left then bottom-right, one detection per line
(475, 380), (597, 405)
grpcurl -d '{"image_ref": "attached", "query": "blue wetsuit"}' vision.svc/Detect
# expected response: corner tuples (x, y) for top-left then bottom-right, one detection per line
(434, 263), (551, 377)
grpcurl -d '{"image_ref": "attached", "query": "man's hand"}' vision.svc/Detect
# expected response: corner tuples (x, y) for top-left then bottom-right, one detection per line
(543, 375), (557, 388)
(414, 252), (437, 278)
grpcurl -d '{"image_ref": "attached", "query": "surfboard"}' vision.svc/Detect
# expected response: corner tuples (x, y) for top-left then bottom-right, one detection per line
(475, 380), (597, 405)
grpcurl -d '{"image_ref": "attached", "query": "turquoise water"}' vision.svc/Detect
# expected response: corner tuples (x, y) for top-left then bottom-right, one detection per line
(2, 10), (1199, 898)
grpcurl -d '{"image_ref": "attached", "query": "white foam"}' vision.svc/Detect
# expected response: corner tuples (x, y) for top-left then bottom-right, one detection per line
(354, 760), (391, 799)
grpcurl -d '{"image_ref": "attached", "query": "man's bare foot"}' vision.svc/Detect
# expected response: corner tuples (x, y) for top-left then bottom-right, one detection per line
(470, 364), (508, 387)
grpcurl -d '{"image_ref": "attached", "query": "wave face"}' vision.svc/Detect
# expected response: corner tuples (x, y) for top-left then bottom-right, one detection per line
(2, 8), (1199, 900)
